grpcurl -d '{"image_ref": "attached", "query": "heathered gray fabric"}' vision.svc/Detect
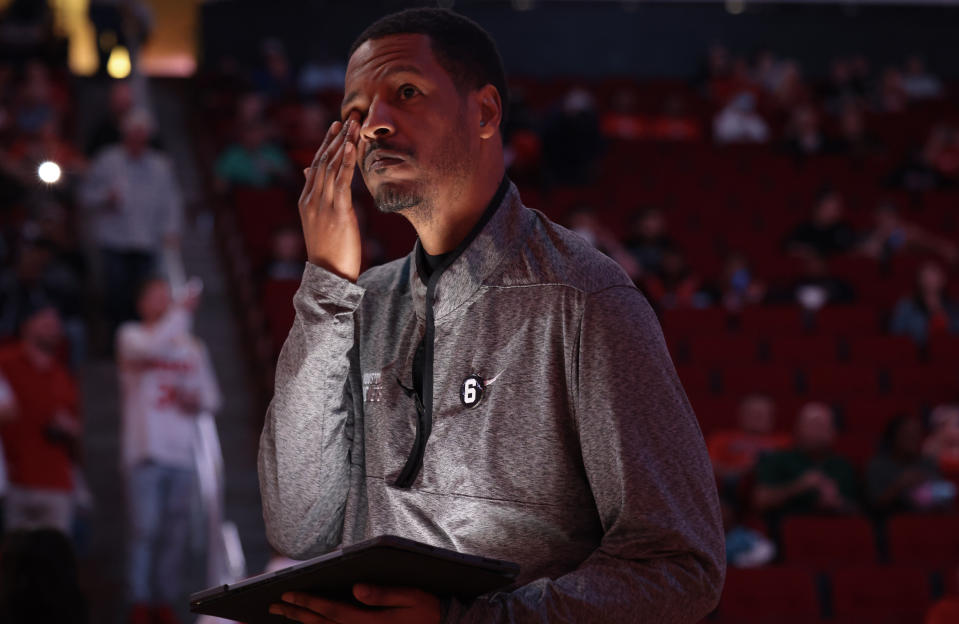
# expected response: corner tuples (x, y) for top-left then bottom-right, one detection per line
(258, 182), (725, 623)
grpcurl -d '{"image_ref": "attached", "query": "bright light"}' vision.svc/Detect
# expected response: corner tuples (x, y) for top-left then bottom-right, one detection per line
(107, 45), (132, 79)
(726, 0), (746, 14)
(38, 161), (62, 184)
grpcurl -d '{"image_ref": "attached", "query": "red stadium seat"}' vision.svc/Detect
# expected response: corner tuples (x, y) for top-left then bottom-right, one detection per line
(737, 307), (807, 337)
(846, 335), (921, 367)
(780, 515), (878, 569)
(690, 395), (742, 436)
(687, 334), (762, 367)
(838, 396), (920, 436)
(675, 365), (715, 397)
(716, 566), (820, 624)
(765, 334), (841, 366)
(928, 335), (959, 368)
(803, 364), (881, 401)
(886, 365), (958, 403)
(721, 364), (799, 397)
(887, 514), (959, 570)
(831, 566), (931, 624)
(660, 308), (731, 339)
(261, 278), (300, 356)
(811, 305), (883, 337)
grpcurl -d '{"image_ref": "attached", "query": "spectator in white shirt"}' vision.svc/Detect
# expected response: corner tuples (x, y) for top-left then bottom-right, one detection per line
(79, 108), (183, 337)
(713, 91), (770, 145)
(117, 277), (220, 624)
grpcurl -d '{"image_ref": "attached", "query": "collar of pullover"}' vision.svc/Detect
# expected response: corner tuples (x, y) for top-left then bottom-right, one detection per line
(408, 177), (533, 322)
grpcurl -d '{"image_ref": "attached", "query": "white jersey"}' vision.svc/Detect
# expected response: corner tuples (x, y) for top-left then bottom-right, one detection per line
(117, 308), (221, 471)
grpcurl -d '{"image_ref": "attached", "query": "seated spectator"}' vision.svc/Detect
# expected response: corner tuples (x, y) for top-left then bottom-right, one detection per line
(647, 94), (703, 142)
(922, 123), (959, 183)
(754, 402), (859, 517)
(722, 500), (776, 568)
(252, 38), (296, 102)
(0, 232), (84, 353)
(265, 224), (305, 281)
(752, 48), (786, 96)
(712, 91), (770, 145)
(770, 60), (809, 111)
(873, 67), (908, 113)
(623, 207), (677, 276)
(700, 251), (766, 311)
(709, 55), (761, 106)
(85, 81), (161, 156)
(214, 120), (291, 191)
(773, 252), (855, 309)
(867, 415), (952, 513)
(923, 404), (959, 484)
(785, 187), (858, 258)
(565, 204), (641, 281)
(0, 528), (88, 624)
(783, 104), (833, 158)
(890, 261), (959, 344)
(822, 57), (866, 114)
(0, 306), (80, 535)
(901, 55), (943, 101)
(859, 201), (958, 265)
(832, 102), (883, 158)
(707, 393), (791, 486)
(600, 87), (647, 141)
(644, 248), (706, 310)
(926, 563), (959, 624)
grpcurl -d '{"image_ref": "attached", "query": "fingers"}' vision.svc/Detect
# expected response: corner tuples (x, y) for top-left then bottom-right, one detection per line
(353, 584), (424, 608)
(271, 592), (370, 624)
(300, 120), (346, 204)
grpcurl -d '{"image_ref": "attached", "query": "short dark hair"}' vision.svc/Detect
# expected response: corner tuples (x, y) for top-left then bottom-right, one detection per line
(349, 8), (508, 127)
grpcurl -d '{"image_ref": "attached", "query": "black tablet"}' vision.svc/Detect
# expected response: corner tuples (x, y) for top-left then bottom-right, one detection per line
(189, 535), (520, 623)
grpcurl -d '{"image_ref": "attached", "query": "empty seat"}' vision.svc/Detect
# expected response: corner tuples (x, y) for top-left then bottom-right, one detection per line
(838, 396), (919, 436)
(765, 334), (840, 366)
(847, 335), (921, 367)
(675, 365), (715, 396)
(781, 515), (878, 569)
(687, 334), (761, 367)
(716, 566), (820, 623)
(803, 364), (881, 400)
(812, 305), (883, 337)
(661, 308), (731, 339)
(887, 514), (959, 569)
(831, 566), (931, 624)
(721, 365), (799, 396)
(886, 365), (958, 403)
(737, 306), (807, 337)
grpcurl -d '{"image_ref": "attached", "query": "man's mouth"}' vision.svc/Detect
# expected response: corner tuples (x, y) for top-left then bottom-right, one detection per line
(365, 148), (411, 173)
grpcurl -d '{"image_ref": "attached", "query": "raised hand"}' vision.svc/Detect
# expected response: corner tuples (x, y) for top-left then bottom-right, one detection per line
(299, 116), (362, 282)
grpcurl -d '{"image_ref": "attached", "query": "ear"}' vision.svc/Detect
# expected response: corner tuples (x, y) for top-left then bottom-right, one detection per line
(476, 84), (502, 140)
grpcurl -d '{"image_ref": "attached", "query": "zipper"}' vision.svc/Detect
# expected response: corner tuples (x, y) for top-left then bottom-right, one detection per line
(392, 176), (510, 489)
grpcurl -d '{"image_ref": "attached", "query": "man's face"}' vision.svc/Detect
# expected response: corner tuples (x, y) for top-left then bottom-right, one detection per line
(23, 307), (62, 353)
(138, 280), (171, 323)
(795, 403), (836, 452)
(341, 34), (477, 216)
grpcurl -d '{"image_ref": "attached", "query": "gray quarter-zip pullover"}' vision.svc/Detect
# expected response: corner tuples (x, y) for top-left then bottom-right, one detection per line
(258, 180), (725, 623)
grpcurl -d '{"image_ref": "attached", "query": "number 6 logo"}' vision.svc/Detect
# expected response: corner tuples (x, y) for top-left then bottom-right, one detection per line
(460, 375), (485, 408)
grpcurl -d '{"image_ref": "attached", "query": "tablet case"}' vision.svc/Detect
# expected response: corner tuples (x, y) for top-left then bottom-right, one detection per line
(189, 535), (520, 623)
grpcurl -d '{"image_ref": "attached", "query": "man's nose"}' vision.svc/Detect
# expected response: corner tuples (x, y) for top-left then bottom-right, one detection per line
(360, 99), (395, 141)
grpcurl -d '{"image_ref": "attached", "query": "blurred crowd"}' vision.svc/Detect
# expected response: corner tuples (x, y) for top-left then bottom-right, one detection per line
(0, 6), (957, 620)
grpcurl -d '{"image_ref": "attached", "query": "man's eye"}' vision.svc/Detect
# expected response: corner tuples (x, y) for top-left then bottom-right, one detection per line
(399, 85), (419, 100)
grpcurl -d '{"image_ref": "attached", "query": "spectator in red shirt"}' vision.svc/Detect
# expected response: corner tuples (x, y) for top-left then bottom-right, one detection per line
(0, 305), (80, 533)
(708, 393), (791, 486)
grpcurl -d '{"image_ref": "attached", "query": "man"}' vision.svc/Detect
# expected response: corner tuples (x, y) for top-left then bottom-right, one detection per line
(753, 401), (859, 518)
(259, 8), (724, 623)
(79, 108), (183, 335)
(0, 306), (80, 534)
(118, 278), (220, 624)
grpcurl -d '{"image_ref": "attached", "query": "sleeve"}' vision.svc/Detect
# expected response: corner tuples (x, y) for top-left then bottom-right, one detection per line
(77, 151), (114, 210)
(257, 262), (366, 559)
(445, 285), (726, 624)
(116, 307), (191, 363)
